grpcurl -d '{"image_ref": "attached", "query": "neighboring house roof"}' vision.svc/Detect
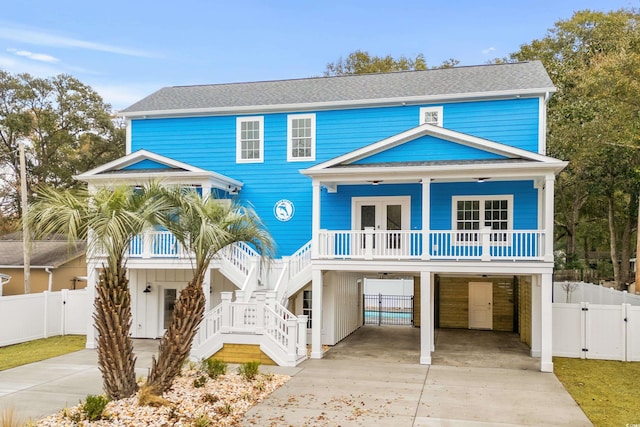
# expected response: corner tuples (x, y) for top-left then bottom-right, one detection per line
(0, 235), (85, 268)
(75, 149), (243, 191)
(120, 61), (556, 117)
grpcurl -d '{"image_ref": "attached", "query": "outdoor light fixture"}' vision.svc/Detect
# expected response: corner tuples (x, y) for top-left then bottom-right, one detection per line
(368, 180), (383, 185)
(476, 177), (489, 183)
(143, 283), (152, 293)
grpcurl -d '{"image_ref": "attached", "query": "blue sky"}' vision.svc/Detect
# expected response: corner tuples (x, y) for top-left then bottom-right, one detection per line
(1, 0), (636, 110)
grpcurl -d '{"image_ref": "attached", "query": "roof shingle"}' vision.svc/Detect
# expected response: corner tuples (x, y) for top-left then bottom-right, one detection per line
(121, 61), (555, 115)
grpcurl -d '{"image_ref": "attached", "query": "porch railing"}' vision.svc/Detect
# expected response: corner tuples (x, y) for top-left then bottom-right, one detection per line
(192, 292), (307, 365)
(317, 229), (545, 261)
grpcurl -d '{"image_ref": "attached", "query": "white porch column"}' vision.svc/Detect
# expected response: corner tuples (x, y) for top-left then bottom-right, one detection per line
(531, 275), (541, 358)
(544, 175), (555, 262)
(421, 178), (431, 260)
(540, 272), (554, 372)
(201, 183), (212, 200)
(85, 262), (98, 349)
(311, 268), (324, 359)
(311, 181), (321, 259)
(420, 271), (432, 364)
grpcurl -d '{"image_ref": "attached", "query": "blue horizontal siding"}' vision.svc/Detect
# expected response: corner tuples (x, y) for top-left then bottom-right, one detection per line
(121, 159), (169, 170)
(352, 135), (504, 164)
(320, 181), (537, 231)
(130, 97), (541, 255)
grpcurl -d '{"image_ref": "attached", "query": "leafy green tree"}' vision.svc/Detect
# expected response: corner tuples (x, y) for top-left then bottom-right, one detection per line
(512, 9), (640, 286)
(145, 188), (273, 395)
(28, 184), (166, 399)
(0, 71), (124, 225)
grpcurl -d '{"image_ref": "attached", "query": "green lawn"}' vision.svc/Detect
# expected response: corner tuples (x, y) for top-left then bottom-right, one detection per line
(554, 357), (640, 426)
(0, 335), (86, 371)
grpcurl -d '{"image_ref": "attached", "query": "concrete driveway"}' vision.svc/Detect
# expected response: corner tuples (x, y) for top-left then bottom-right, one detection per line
(241, 326), (592, 426)
(0, 328), (592, 426)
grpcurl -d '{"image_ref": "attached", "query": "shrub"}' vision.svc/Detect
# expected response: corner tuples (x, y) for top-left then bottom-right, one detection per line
(82, 394), (109, 421)
(193, 375), (208, 388)
(202, 393), (219, 404)
(203, 358), (227, 379)
(216, 403), (233, 417)
(0, 406), (23, 427)
(192, 414), (212, 427)
(238, 361), (260, 381)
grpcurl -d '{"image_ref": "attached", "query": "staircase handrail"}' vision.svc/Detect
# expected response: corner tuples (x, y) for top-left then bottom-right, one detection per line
(194, 303), (223, 348)
(263, 303), (298, 358)
(288, 240), (312, 279)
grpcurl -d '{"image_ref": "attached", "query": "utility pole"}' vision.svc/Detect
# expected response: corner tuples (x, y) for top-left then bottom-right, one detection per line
(636, 193), (640, 293)
(19, 141), (30, 294)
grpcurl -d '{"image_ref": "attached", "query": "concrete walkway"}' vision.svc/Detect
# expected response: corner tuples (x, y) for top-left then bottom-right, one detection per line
(0, 329), (592, 426)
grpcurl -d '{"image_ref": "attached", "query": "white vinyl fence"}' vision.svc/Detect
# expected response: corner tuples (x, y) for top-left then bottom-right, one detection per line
(553, 302), (640, 361)
(0, 289), (89, 347)
(553, 281), (640, 305)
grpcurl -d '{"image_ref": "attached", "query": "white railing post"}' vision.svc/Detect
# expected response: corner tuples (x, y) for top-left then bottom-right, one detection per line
(297, 315), (308, 357)
(220, 292), (232, 333)
(364, 227), (374, 260)
(43, 291), (49, 339)
(255, 293), (266, 334)
(480, 228), (491, 261)
(287, 317), (297, 360)
(235, 290), (245, 302)
(143, 231), (153, 258)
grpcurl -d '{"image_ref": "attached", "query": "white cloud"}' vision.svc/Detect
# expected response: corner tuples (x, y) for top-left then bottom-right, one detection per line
(482, 47), (496, 55)
(7, 48), (59, 63)
(0, 24), (159, 58)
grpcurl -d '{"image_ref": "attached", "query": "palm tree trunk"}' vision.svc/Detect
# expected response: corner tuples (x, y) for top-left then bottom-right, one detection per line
(94, 264), (138, 399)
(146, 279), (205, 394)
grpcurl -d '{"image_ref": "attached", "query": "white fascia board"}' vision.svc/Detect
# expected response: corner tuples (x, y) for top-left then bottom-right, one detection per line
(311, 259), (554, 274)
(80, 172), (243, 189)
(303, 160), (568, 182)
(75, 149), (211, 179)
(119, 88), (556, 119)
(0, 265), (54, 269)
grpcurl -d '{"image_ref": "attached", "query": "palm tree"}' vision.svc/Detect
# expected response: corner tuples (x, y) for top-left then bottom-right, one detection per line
(29, 184), (166, 399)
(145, 188), (273, 394)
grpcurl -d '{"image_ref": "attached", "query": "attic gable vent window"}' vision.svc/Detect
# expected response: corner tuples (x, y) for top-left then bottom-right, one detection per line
(236, 116), (264, 163)
(419, 106), (443, 127)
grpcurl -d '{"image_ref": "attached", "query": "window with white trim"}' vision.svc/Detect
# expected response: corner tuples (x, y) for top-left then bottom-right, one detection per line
(419, 106), (443, 126)
(452, 196), (512, 241)
(236, 117), (264, 163)
(303, 289), (312, 328)
(287, 114), (315, 161)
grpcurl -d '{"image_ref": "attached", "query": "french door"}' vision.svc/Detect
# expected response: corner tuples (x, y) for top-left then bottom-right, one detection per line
(353, 196), (410, 255)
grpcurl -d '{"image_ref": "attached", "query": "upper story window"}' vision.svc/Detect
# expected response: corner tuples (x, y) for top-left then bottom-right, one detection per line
(236, 116), (264, 163)
(419, 106), (443, 127)
(288, 114), (316, 161)
(452, 195), (513, 241)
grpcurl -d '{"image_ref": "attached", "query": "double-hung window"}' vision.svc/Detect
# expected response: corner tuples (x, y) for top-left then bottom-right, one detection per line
(287, 113), (315, 161)
(419, 106), (443, 126)
(453, 196), (512, 242)
(236, 116), (264, 163)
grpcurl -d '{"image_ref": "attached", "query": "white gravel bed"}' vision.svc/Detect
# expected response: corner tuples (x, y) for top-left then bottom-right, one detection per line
(35, 368), (289, 426)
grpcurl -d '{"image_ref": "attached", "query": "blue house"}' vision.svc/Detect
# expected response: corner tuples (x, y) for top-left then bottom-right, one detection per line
(77, 61), (565, 371)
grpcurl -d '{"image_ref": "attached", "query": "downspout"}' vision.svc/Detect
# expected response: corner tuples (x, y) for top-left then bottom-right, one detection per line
(45, 267), (53, 292)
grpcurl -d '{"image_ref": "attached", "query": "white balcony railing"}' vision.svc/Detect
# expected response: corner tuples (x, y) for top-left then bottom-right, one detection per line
(317, 228), (546, 261)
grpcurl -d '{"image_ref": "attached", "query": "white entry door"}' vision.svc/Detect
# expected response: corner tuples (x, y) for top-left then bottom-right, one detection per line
(353, 196), (410, 254)
(468, 282), (493, 329)
(158, 283), (187, 336)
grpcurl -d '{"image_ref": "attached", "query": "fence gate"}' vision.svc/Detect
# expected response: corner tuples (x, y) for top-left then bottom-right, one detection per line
(363, 294), (413, 326)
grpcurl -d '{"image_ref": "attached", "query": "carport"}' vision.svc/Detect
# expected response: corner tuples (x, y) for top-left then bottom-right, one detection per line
(324, 325), (537, 370)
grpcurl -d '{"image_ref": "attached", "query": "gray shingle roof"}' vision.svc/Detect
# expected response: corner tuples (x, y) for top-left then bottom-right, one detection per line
(0, 239), (85, 267)
(121, 61), (555, 115)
